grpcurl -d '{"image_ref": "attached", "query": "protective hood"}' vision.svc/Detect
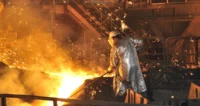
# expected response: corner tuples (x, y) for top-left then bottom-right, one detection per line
(108, 31), (120, 47)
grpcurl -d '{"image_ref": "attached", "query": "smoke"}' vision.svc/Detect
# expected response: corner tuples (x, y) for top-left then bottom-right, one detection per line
(0, 0), (110, 106)
(0, 66), (61, 106)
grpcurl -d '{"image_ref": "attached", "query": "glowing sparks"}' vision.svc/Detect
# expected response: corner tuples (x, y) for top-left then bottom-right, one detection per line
(121, 21), (128, 32)
(0, 26), (101, 106)
(0, 1), (109, 106)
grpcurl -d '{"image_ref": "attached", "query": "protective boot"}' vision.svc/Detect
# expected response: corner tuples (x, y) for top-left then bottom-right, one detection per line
(139, 91), (147, 98)
(139, 91), (154, 101)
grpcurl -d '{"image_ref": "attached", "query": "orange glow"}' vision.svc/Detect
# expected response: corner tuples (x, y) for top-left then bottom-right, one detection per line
(0, 3), (106, 106)
(0, 30), (103, 106)
(57, 72), (85, 98)
(55, 69), (97, 97)
(44, 69), (94, 106)
(48, 67), (101, 106)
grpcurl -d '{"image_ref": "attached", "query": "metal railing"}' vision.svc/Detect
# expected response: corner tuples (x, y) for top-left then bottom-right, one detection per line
(1, 93), (199, 106)
(125, 0), (200, 8)
(0, 94), (156, 106)
(70, 0), (139, 37)
(166, 36), (200, 68)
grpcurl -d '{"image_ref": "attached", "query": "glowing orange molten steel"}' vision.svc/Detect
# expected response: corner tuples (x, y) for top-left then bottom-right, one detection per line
(55, 71), (98, 98)
(57, 71), (87, 98)
(44, 68), (99, 106)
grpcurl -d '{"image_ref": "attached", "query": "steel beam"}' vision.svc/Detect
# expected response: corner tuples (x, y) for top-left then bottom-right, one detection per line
(135, 16), (200, 22)
(66, 5), (101, 37)
(127, 3), (200, 10)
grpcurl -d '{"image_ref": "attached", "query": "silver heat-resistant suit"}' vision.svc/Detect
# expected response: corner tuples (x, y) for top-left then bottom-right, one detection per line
(108, 36), (147, 96)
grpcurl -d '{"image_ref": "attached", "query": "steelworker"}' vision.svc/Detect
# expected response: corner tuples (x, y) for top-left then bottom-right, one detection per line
(107, 31), (148, 99)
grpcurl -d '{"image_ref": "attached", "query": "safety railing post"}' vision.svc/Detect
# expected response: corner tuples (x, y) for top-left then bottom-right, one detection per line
(195, 39), (198, 65)
(1, 97), (6, 106)
(53, 100), (58, 106)
(196, 88), (199, 99)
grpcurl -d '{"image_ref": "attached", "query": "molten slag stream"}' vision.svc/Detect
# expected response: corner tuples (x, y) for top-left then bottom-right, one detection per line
(44, 69), (99, 106)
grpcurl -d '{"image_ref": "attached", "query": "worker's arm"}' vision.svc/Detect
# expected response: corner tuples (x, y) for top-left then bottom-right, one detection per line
(107, 47), (118, 73)
(130, 38), (143, 51)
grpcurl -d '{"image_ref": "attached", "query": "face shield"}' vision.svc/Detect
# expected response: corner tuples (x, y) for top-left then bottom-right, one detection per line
(108, 31), (120, 47)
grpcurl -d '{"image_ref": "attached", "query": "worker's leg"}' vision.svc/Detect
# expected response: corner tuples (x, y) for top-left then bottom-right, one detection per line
(139, 90), (154, 101)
